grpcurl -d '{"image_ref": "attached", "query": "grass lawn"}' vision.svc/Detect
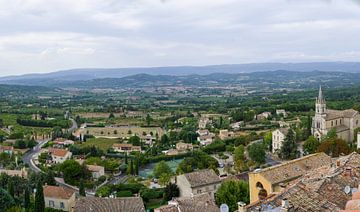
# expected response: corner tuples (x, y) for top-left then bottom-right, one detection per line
(75, 138), (120, 151)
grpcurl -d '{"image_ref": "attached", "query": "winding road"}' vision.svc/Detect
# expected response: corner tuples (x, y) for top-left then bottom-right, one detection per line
(22, 118), (95, 195)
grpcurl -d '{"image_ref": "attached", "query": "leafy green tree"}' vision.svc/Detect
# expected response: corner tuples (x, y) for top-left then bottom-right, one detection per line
(14, 140), (27, 149)
(109, 113), (115, 119)
(234, 145), (246, 173)
(215, 180), (249, 212)
(60, 160), (90, 185)
(317, 138), (350, 157)
(129, 136), (141, 146)
(164, 183), (180, 201)
(247, 143), (266, 164)
(303, 136), (320, 154)
(263, 132), (272, 151)
(0, 188), (15, 211)
(160, 134), (169, 146)
(203, 140), (226, 154)
(46, 170), (56, 186)
(176, 151), (218, 174)
(79, 179), (86, 197)
(153, 161), (173, 178)
(322, 128), (337, 141)
(279, 129), (298, 160)
(158, 173), (172, 186)
(34, 181), (45, 212)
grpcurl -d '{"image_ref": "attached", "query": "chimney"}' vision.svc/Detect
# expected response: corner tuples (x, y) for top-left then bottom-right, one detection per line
(345, 167), (352, 177)
(336, 160), (341, 167)
(238, 202), (247, 212)
(279, 183), (286, 192)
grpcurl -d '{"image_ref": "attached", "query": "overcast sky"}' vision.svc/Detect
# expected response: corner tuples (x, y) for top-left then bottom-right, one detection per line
(0, 0), (360, 76)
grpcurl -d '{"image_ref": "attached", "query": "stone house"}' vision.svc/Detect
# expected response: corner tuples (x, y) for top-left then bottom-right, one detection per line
(112, 143), (141, 153)
(176, 169), (221, 199)
(48, 148), (72, 164)
(74, 197), (145, 212)
(271, 128), (289, 153)
(43, 185), (76, 211)
(86, 165), (105, 179)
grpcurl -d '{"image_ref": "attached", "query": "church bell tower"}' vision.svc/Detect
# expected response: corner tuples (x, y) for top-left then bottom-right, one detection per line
(316, 86), (326, 115)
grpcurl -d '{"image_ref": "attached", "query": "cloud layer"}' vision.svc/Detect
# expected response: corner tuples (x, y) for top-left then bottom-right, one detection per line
(0, 0), (360, 76)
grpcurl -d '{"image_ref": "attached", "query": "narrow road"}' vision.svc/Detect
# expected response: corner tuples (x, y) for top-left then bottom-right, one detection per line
(23, 118), (78, 173)
(22, 139), (50, 173)
(22, 117), (94, 196)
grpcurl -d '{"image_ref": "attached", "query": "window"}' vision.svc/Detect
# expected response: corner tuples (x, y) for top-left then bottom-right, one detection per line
(357, 120), (359, 125)
(49, 200), (54, 207)
(197, 189), (202, 194)
(331, 121), (333, 127)
(60, 202), (65, 209)
(336, 120), (338, 125)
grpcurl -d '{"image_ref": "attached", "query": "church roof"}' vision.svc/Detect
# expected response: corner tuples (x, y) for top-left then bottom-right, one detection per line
(343, 109), (359, 118)
(324, 109), (359, 121)
(335, 125), (350, 133)
(324, 110), (343, 120)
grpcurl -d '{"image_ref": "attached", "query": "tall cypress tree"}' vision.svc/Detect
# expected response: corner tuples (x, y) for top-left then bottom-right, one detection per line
(24, 185), (30, 211)
(124, 152), (128, 164)
(34, 181), (45, 212)
(130, 159), (134, 175)
(135, 157), (139, 176)
(8, 178), (14, 198)
(279, 129), (298, 160)
(79, 179), (86, 197)
(307, 115), (312, 138)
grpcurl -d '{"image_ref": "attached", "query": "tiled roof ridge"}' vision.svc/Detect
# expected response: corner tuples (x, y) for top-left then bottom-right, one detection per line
(257, 152), (327, 174)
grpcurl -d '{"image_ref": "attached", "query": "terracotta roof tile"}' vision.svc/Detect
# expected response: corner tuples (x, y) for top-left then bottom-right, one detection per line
(43, 185), (75, 200)
(256, 153), (331, 185)
(157, 193), (219, 212)
(48, 148), (69, 157)
(183, 169), (221, 188)
(74, 197), (145, 212)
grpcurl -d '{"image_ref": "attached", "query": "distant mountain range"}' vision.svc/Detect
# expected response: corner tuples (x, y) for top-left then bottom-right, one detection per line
(1, 62), (360, 87)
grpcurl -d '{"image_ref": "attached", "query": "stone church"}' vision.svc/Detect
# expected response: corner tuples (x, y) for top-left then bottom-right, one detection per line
(312, 86), (360, 142)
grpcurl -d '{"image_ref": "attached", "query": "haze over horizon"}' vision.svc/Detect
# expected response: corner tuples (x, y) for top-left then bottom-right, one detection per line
(1, 0), (360, 76)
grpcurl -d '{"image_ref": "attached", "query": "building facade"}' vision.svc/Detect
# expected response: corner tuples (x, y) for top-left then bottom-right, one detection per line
(271, 128), (289, 153)
(312, 86), (360, 142)
(176, 169), (221, 199)
(43, 185), (76, 211)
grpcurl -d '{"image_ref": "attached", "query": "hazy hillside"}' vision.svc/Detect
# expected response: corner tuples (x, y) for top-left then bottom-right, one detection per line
(1, 62), (360, 86)
(43, 70), (360, 90)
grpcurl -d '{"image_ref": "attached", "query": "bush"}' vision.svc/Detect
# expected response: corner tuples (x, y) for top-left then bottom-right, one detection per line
(116, 190), (133, 197)
(203, 140), (226, 154)
(140, 188), (164, 202)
